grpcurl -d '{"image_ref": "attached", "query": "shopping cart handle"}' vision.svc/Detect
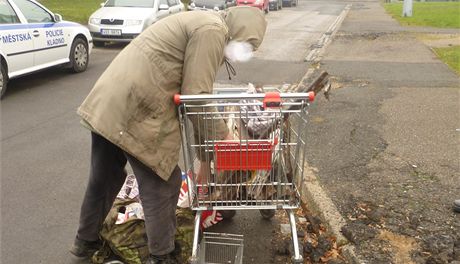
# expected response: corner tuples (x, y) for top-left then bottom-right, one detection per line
(173, 91), (315, 105)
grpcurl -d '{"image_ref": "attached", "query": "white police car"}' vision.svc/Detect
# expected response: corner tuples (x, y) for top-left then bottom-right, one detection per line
(0, 0), (93, 98)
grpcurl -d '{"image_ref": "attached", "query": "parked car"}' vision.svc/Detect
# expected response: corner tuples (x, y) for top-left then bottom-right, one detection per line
(0, 0), (92, 98)
(88, 0), (184, 47)
(269, 0), (282, 10)
(236, 0), (269, 13)
(190, 0), (236, 11)
(282, 0), (297, 7)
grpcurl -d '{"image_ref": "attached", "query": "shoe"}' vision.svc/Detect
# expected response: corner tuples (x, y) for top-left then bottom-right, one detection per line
(69, 236), (102, 258)
(145, 254), (178, 264)
(146, 241), (181, 264)
(454, 200), (460, 213)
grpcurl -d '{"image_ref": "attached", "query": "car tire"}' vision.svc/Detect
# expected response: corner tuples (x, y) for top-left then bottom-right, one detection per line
(69, 37), (89, 73)
(93, 40), (105, 47)
(265, 4), (269, 14)
(0, 61), (7, 99)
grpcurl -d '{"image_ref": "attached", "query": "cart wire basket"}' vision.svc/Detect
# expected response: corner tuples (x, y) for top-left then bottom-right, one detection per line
(198, 232), (244, 264)
(174, 90), (315, 263)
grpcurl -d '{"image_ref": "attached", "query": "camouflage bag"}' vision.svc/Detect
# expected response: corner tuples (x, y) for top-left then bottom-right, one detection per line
(91, 199), (196, 264)
(92, 198), (150, 264)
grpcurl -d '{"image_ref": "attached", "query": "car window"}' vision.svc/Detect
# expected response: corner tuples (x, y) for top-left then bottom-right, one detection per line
(0, 0), (20, 24)
(159, 0), (169, 6)
(105, 0), (155, 8)
(14, 0), (53, 23)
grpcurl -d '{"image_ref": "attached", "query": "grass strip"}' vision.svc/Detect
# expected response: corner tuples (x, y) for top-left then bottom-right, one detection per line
(39, 0), (101, 25)
(383, 2), (460, 28)
(433, 46), (460, 75)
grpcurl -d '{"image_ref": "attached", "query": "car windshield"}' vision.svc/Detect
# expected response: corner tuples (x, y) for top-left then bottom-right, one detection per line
(104, 0), (155, 8)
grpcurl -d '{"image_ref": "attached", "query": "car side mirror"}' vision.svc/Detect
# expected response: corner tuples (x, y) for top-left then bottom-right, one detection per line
(159, 4), (169, 10)
(54, 13), (62, 22)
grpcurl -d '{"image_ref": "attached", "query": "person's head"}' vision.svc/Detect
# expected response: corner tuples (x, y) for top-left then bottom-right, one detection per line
(222, 6), (267, 62)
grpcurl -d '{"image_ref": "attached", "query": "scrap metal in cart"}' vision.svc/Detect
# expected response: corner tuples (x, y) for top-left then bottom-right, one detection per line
(175, 90), (317, 263)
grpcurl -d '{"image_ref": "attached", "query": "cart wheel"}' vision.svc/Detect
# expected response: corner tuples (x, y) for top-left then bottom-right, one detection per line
(259, 209), (276, 219)
(219, 210), (236, 219)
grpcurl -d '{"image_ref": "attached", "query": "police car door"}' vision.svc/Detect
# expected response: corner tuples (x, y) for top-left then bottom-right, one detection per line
(0, 0), (34, 76)
(13, 0), (67, 68)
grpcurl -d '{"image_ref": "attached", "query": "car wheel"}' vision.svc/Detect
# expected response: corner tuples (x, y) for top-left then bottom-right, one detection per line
(69, 37), (89, 73)
(93, 40), (105, 47)
(265, 4), (269, 13)
(0, 61), (7, 99)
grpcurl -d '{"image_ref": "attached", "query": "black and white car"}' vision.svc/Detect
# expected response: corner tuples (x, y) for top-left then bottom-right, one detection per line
(0, 0), (92, 98)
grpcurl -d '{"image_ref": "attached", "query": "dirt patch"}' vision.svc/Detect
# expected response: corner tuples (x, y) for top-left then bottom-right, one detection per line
(378, 230), (418, 264)
(416, 33), (460, 48)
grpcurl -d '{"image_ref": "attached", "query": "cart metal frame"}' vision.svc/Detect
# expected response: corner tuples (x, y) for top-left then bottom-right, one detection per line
(175, 91), (315, 263)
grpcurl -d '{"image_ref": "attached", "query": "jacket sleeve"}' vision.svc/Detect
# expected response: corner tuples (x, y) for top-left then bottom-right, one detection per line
(181, 25), (230, 161)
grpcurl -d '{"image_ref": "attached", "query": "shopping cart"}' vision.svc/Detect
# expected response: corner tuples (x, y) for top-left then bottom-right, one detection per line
(174, 90), (316, 263)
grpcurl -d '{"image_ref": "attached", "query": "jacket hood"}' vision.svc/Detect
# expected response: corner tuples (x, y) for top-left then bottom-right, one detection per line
(221, 6), (267, 50)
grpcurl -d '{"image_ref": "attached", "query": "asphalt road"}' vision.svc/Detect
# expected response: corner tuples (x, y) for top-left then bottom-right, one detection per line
(1, 2), (348, 263)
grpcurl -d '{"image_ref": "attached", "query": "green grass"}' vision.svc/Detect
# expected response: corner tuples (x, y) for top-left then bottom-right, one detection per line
(39, 0), (101, 24)
(383, 2), (460, 28)
(433, 46), (460, 75)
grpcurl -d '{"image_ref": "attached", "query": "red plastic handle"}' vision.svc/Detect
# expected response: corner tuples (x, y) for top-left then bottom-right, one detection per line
(263, 92), (281, 108)
(308, 91), (315, 102)
(173, 94), (181, 105)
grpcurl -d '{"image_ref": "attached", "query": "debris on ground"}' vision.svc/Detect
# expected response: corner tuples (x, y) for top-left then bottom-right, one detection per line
(271, 206), (346, 264)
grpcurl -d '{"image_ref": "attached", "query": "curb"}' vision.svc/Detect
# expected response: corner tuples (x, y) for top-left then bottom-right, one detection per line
(296, 4), (364, 264)
(305, 4), (351, 63)
(299, 136), (364, 264)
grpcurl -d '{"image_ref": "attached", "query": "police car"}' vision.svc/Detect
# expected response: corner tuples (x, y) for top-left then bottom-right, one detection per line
(0, 0), (93, 98)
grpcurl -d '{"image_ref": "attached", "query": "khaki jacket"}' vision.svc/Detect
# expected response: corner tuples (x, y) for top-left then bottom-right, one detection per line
(77, 7), (267, 180)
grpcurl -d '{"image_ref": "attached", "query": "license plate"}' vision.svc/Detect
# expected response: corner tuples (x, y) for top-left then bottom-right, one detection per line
(101, 29), (122, 36)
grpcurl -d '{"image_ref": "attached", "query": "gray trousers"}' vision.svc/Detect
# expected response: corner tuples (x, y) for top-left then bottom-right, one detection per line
(76, 132), (182, 255)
